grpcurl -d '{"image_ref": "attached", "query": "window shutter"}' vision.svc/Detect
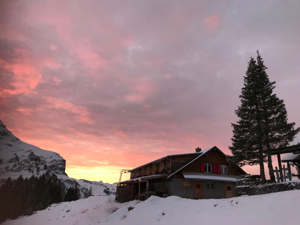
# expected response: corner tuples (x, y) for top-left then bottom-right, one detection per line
(200, 162), (205, 173)
(212, 164), (217, 174)
(218, 164), (221, 174)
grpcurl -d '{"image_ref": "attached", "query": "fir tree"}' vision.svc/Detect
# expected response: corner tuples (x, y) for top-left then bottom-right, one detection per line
(256, 52), (300, 182)
(230, 57), (267, 183)
(0, 174), (66, 223)
(230, 51), (300, 183)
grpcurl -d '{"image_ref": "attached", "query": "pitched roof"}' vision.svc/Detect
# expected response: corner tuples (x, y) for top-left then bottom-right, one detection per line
(282, 153), (300, 162)
(167, 146), (216, 179)
(129, 152), (201, 172)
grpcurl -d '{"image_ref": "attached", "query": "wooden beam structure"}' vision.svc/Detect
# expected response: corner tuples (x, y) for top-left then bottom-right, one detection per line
(138, 182), (141, 200)
(277, 154), (284, 182)
(270, 144), (300, 155)
(268, 144), (300, 182)
(287, 162), (292, 181)
(146, 180), (149, 199)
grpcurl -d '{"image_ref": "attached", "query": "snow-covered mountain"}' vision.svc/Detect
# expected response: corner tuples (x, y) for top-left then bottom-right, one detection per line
(0, 120), (66, 180)
(0, 120), (115, 196)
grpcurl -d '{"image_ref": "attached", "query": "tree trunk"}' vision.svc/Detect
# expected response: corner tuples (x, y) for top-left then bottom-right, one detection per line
(253, 76), (266, 184)
(267, 144), (275, 182)
(261, 94), (275, 183)
(259, 146), (266, 184)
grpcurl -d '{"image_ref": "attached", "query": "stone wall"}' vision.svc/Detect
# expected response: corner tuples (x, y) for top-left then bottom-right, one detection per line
(236, 181), (300, 196)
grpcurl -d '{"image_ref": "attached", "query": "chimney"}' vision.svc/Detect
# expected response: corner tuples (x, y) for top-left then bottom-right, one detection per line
(195, 147), (201, 153)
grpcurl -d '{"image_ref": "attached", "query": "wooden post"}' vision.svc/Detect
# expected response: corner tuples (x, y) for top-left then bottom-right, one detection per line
(287, 162), (292, 181)
(275, 166), (279, 182)
(138, 182), (141, 200)
(131, 183), (134, 200)
(283, 165), (286, 181)
(272, 167), (276, 183)
(277, 154), (284, 182)
(146, 180), (149, 199)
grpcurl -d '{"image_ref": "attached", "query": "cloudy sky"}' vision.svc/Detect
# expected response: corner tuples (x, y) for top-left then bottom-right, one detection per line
(1, 0), (300, 183)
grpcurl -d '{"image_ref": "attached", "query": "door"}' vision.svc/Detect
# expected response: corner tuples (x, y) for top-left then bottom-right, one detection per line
(225, 182), (234, 198)
(193, 181), (203, 199)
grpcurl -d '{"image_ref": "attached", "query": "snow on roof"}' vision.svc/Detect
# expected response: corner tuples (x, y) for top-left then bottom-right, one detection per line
(113, 174), (168, 185)
(182, 172), (238, 182)
(167, 146), (215, 179)
(282, 153), (300, 162)
(200, 146), (215, 155)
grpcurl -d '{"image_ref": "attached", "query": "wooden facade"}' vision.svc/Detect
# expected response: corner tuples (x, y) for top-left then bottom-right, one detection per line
(115, 146), (246, 203)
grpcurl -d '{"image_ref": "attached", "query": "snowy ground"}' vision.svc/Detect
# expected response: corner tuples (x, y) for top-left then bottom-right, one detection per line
(4, 190), (300, 225)
(2, 195), (131, 225)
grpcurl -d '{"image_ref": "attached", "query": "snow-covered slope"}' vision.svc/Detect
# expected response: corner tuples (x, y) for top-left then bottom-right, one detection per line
(3, 190), (300, 225)
(2, 195), (128, 225)
(76, 179), (116, 195)
(0, 120), (66, 181)
(0, 120), (115, 197)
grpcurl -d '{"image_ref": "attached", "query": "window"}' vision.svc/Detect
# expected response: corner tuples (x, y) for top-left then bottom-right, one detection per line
(227, 185), (232, 191)
(196, 185), (201, 189)
(205, 163), (212, 173)
(221, 165), (228, 175)
(207, 183), (214, 189)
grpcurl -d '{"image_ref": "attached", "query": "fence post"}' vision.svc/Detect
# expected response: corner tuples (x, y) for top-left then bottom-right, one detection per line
(283, 165), (286, 181)
(277, 154), (284, 182)
(287, 162), (292, 181)
(275, 166), (280, 182)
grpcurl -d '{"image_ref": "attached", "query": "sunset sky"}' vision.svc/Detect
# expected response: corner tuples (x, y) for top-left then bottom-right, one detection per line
(1, 1), (300, 184)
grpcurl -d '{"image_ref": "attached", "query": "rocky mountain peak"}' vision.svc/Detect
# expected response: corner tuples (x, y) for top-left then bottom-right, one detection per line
(0, 120), (6, 128)
(0, 120), (66, 180)
(0, 120), (116, 199)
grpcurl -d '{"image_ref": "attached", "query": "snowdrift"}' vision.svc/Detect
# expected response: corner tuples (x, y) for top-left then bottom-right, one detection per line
(4, 190), (300, 225)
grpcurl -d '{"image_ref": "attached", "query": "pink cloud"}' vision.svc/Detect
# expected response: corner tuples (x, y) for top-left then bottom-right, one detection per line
(0, 20), (27, 41)
(164, 74), (172, 79)
(17, 107), (33, 115)
(0, 59), (41, 96)
(203, 13), (220, 32)
(52, 76), (62, 84)
(39, 57), (61, 69)
(46, 97), (92, 124)
(0, 45), (61, 97)
(50, 44), (58, 51)
(74, 45), (107, 71)
(125, 78), (156, 103)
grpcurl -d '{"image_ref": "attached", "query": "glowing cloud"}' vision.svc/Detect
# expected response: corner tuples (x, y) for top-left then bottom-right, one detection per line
(0, 59), (41, 96)
(17, 107), (33, 115)
(203, 13), (220, 32)
(46, 97), (92, 124)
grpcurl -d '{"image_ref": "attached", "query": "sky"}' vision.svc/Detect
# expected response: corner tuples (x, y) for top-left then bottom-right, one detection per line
(1, 0), (300, 184)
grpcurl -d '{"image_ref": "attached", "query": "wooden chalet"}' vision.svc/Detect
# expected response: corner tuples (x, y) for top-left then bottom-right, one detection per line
(115, 146), (246, 202)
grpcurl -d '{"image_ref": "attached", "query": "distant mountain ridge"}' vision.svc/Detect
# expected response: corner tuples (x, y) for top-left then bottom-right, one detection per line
(0, 120), (115, 196)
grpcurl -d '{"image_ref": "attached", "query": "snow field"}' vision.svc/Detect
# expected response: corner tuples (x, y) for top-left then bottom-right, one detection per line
(102, 190), (300, 225)
(3, 190), (300, 225)
(3, 196), (130, 225)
